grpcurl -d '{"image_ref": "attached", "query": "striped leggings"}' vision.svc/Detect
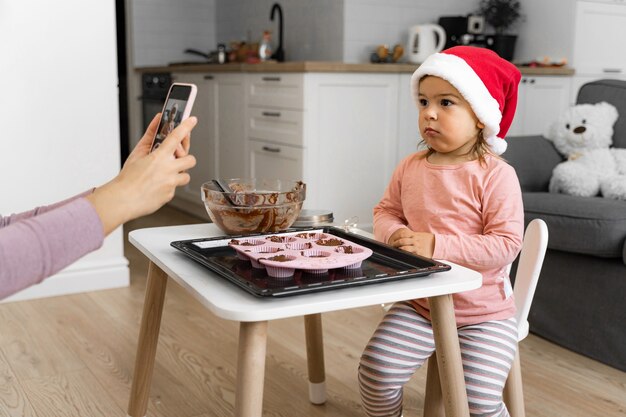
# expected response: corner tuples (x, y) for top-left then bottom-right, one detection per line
(358, 302), (518, 417)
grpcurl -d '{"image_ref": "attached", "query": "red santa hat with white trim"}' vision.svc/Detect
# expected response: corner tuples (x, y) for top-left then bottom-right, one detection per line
(410, 46), (521, 155)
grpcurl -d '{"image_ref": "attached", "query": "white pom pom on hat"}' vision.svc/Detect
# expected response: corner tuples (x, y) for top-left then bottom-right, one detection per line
(410, 46), (521, 155)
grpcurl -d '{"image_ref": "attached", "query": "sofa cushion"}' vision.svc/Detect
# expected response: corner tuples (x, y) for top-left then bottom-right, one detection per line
(505, 136), (563, 192)
(523, 192), (626, 258)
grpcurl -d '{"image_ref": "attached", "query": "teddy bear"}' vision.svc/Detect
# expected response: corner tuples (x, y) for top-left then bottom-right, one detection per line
(545, 101), (626, 200)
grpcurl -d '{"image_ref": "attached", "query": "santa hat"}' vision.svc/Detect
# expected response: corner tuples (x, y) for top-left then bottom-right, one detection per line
(410, 46), (521, 155)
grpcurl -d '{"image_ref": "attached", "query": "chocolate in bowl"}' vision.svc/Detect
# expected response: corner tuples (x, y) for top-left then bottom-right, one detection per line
(202, 179), (306, 235)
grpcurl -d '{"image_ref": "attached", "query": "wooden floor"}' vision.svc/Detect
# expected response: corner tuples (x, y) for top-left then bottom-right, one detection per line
(1, 204), (625, 417)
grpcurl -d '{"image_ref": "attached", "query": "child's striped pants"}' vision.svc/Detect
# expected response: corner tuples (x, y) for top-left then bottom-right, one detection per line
(358, 301), (518, 417)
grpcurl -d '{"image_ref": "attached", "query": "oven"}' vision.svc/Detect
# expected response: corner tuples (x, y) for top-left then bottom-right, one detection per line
(140, 72), (171, 131)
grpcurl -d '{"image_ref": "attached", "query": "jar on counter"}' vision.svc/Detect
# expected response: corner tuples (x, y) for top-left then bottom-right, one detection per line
(292, 209), (334, 228)
(258, 30), (273, 61)
(217, 43), (226, 64)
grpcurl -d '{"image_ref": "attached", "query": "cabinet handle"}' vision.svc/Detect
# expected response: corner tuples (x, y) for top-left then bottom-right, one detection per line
(530, 78), (535, 84)
(522, 78), (527, 83)
(262, 146), (281, 153)
(262, 111), (281, 117)
(603, 68), (622, 73)
(262, 76), (281, 82)
(204, 75), (214, 80)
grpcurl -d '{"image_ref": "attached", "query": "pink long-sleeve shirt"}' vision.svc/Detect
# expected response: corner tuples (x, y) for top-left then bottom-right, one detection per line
(374, 151), (524, 326)
(0, 192), (104, 300)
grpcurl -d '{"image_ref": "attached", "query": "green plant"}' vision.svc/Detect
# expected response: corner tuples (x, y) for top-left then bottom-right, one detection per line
(478, 0), (521, 35)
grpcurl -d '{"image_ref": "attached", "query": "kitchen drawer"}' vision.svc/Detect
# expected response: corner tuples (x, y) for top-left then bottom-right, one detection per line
(247, 73), (304, 109)
(248, 139), (304, 180)
(248, 107), (304, 146)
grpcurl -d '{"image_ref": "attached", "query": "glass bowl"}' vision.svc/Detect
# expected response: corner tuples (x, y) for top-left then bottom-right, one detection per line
(201, 178), (306, 235)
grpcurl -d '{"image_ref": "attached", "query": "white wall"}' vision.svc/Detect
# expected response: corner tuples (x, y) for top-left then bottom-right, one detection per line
(130, 0), (578, 66)
(513, 0), (576, 64)
(0, 0), (129, 301)
(343, 0), (480, 63)
(131, 0), (217, 67)
(216, 0), (344, 62)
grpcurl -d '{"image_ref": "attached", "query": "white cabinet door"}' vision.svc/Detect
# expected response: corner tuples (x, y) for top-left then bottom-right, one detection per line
(215, 74), (246, 179)
(573, 0), (626, 76)
(248, 140), (304, 180)
(397, 73), (421, 164)
(508, 76), (572, 136)
(303, 73), (399, 230)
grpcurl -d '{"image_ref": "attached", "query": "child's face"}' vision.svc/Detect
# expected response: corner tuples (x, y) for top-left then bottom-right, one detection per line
(418, 76), (484, 157)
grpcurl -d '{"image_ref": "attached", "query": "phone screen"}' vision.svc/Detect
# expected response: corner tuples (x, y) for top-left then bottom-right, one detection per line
(151, 84), (194, 151)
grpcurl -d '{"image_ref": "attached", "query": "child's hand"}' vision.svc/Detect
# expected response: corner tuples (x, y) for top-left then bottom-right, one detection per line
(388, 228), (435, 258)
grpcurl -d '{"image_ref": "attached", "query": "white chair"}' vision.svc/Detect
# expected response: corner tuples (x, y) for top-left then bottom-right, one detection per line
(423, 218), (549, 417)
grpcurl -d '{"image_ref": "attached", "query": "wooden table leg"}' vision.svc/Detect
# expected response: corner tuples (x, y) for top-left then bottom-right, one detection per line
(429, 294), (470, 417)
(127, 262), (169, 417)
(304, 314), (326, 404)
(423, 352), (445, 417)
(235, 321), (268, 417)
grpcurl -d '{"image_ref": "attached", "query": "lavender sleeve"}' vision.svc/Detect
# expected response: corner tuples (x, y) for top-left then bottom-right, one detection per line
(0, 197), (104, 299)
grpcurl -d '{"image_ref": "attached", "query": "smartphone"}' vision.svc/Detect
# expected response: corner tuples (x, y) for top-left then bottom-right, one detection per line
(150, 82), (197, 152)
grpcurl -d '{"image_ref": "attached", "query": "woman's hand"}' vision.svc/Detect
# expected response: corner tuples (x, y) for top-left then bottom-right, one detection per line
(87, 117), (198, 235)
(388, 228), (435, 258)
(126, 113), (191, 163)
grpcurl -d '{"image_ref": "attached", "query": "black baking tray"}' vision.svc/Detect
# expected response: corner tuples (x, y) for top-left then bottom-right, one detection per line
(170, 226), (451, 297)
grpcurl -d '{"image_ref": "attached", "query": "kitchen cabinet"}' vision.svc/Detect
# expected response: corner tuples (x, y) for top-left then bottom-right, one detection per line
(507, 76), (571, 137)
(302, 73), (399, 229)
(246, 72), (399, 230)
(397, 73), (421, 163)
(170, 72), (245, 218)
(570, 0), (626, 100)
(573, 0), (626, 77)
(248, 140), (304, 180)
(246, 73), (306, 195)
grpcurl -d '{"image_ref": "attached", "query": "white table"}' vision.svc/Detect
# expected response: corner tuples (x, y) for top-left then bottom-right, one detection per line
(126, 224), (482, 417)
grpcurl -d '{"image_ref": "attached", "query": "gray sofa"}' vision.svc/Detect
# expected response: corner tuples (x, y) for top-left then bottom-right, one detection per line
(506, 79), (626, 372)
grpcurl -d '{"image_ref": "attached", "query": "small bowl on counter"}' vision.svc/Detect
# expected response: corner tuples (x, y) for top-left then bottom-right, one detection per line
(201, 178), (306, 235)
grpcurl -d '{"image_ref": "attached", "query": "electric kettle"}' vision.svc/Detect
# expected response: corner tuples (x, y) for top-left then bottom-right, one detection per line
(406, 24), (446, 64)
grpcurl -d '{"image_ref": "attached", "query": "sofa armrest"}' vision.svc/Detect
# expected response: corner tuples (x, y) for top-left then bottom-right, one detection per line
(505, 135), (564, 192)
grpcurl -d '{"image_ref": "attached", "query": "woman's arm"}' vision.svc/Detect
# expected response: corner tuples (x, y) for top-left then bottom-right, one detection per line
(0, 190), (93, 228)
(0, 198), (104, 299)
(0, 115), (197, 299)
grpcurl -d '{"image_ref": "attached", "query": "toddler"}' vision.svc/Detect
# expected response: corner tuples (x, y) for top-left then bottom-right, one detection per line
(358, 46), (524, 417)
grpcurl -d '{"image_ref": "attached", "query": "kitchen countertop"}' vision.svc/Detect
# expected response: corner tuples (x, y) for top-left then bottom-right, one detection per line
(136, 61), (575, 76)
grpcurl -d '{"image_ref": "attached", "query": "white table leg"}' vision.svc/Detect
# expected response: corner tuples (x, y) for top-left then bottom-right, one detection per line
(235, 321), (268, 417)
(304, 314), (326, 404)
(429, 294), (470, 417)
(127, 262), (169, 417)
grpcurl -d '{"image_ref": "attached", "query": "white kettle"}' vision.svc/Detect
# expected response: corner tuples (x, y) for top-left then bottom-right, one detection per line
(406, 24), (446, 64)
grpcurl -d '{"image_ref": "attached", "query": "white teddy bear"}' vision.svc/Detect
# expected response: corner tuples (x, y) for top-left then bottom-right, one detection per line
(545, 101), (626, 200)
